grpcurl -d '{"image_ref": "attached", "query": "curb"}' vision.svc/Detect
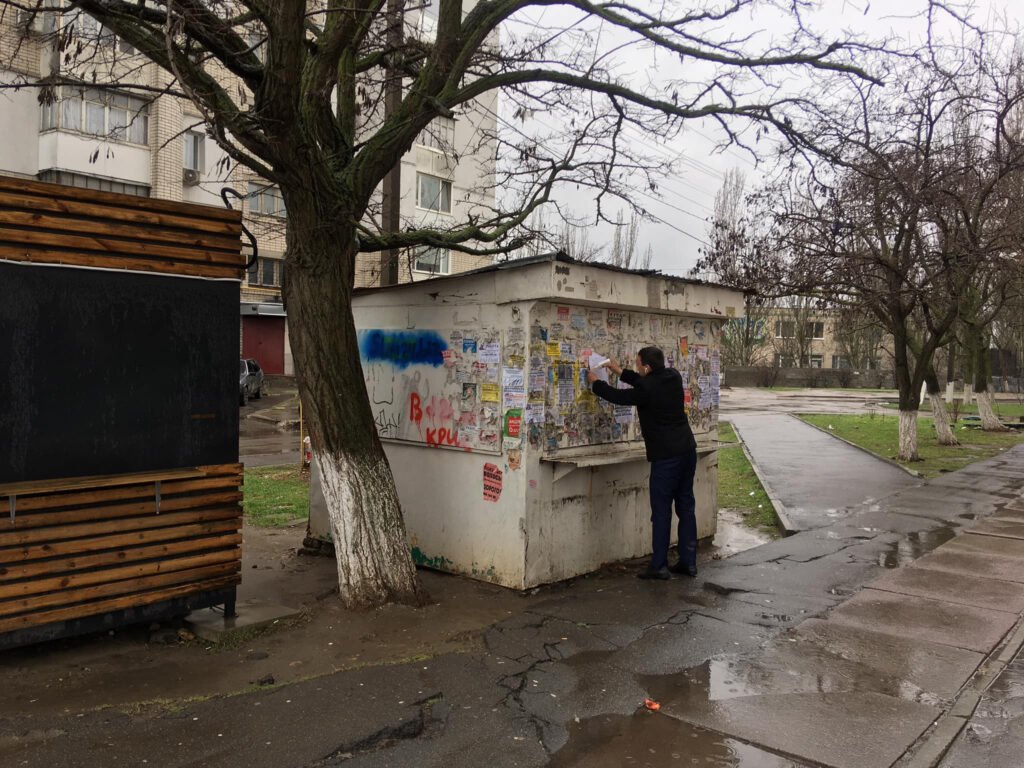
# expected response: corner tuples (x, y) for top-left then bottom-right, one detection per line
(248, 410), (301, 429)
(794, 414), (924, 479)
(725, 420), (797, 535)
(901, 615), (1024, 768)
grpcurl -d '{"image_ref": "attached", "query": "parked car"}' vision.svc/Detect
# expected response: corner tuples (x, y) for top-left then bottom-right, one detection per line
(240, 358), (264, 405)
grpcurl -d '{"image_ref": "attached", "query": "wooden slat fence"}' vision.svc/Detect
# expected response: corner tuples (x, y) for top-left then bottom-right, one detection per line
(0, 465), (243, 634)
(0, 176), (245, 278)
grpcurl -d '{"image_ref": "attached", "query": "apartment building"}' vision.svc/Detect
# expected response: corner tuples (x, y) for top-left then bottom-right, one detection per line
(763, 307), (891, 371)
(0, 3), (497, 375)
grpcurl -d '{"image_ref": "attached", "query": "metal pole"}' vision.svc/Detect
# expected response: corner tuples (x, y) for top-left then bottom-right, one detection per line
(380, 0), (405, 286)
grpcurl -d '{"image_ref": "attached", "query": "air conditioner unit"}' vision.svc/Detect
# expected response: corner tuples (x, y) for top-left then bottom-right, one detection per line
(182, 168), (201, 187)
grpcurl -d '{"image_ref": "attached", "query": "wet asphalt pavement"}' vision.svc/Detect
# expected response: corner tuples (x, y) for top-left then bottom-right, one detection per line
(4, 446), (1024, 768)
(240, 388), (302, 467)
(2, 386), (1019, 767)
(729, 412), (917, 532)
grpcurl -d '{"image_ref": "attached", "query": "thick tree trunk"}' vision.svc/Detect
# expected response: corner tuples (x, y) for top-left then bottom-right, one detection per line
(898, 410), (919, 462)
(976, 390), (1007, 431)
(892, 329), (921, 462)
(929, 393), (958, 445)
(968, 326), (1008, 432)
(974, 348), (1008, 432)
(925, 366), (958, 446)
(282, 199), (426, 609)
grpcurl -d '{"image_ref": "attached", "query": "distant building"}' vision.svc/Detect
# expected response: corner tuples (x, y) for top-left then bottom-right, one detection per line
(762, 308), (891, 371)
(721, 303), (893, 384)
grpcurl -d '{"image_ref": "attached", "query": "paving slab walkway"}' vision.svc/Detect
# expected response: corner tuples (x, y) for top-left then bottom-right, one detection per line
(729, 411), (918, 531)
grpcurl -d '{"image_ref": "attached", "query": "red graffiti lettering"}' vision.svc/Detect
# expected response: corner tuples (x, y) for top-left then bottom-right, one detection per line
(410, 392), (423, 424)
(425, 396), (455, 425)
(411, 392), (461, 447)
(426, 428), (460, 447)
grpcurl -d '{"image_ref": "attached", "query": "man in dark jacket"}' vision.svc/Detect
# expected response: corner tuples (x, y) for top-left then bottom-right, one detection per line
(586, 346), (698, 580)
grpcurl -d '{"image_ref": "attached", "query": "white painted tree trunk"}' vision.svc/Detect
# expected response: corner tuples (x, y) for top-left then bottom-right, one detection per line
(315, 449), (424, 609)
(977, 391), (1009, 431)
(929, 393), (959, 446)
(282, 203), (426, 611)
(898, 410), (919, 462)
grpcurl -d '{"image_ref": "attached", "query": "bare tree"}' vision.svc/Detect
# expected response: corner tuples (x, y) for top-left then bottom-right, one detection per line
(831, 309), (886, 371)
(1, 0), (887, 607)
(942, 79), (1024, 429)
(720, 314), (770, 368)
(773, 28), (1024, 461)
(556, 219), (605, 262)
(519, 206), (651, 267)
(693, 168), (780, 367)
(770, 295), (817, 368)
(992, 283), (1024, 397)
(608, 210), (640, 268)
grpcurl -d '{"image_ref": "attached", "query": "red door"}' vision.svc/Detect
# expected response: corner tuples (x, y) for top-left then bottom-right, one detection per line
(242, 316), (285, 374)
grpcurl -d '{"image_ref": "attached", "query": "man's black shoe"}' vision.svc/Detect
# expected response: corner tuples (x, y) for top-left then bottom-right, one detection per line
(637, 567), (671, 580)
(669, 563), (698, 577)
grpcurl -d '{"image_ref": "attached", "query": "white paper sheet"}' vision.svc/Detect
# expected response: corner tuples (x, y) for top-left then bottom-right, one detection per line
(588, 352), (611, 384)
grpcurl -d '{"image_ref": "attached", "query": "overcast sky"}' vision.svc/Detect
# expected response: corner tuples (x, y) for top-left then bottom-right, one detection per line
(504, 0), (1015, 277)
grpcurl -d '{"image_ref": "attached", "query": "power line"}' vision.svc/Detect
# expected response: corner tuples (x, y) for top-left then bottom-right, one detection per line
(515, 107), (720, 214)
(483, 103), (715, 245)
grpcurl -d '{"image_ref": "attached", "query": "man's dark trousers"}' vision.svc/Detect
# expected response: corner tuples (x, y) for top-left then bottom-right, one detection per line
(648, 450), (698, 570)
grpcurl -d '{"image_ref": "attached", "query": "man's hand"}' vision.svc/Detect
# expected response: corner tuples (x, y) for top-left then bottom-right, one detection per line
(607, 359), (623, 376)
(585, 370), (599, 385)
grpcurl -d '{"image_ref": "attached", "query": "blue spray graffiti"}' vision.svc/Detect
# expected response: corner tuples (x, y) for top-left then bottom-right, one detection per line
(359, 329), (448, 370)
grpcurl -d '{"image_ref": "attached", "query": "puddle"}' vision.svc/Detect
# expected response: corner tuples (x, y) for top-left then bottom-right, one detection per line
(713, 509), (774, 559)
(548, 712), (803, 767)
(640, 640), (945, 713)
(878, 527), (957, 568)
(645, 654), (877, 705)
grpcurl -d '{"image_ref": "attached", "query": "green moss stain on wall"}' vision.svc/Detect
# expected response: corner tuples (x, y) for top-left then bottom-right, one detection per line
(410, 547), (454, 570)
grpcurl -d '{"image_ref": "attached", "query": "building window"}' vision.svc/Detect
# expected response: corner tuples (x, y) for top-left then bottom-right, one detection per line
(417, 116), (455, 152)
(774, 354), (795, 368)
(806, 321), (825, 339)
(832, 355), (851, 369)
(37, 170), (150, 197)
(261, 258), (279, 287)
(85, 91), (106, 134)
(247, 29), (267, 63)
(774, 320), (795, 339)
(183, 131), (204, 171)
(416, 173), (451, 213)
(413, 246), (450, 275)
(40, 87), (149, 145)
(18, 0), (59, 35)
(74, 12), (116, 47)
(247, 260), (260, 286)
(802, 354), (824, 369)
(412, 0), (438, 41)
(60, 95), (82, 131)
(248, 182), (286, 218)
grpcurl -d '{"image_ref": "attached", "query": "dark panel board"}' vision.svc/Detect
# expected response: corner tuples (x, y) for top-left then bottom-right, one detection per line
(0, 262), (239, 483)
